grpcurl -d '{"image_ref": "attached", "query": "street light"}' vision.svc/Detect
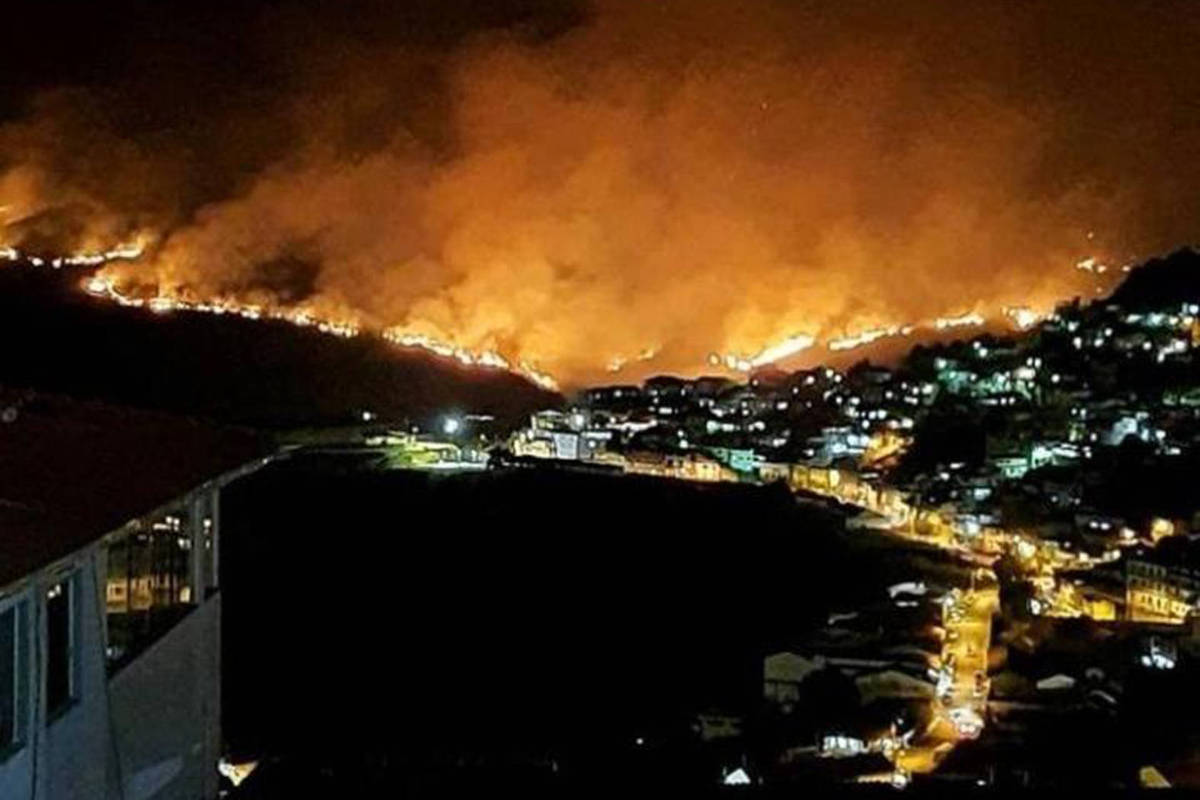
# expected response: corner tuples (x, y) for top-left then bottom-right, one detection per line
(442, 416), (461, 435)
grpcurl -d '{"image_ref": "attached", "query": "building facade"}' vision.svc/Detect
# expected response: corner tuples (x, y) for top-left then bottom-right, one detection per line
(0, 393), (270, 800)
(1126, 555), (1200, 623)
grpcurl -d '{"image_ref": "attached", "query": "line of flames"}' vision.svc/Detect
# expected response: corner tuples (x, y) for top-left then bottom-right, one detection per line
(4, 241), (1050, 385)
(80, 274), (559, 390)
(1, 242), (145, 268)
(2, 240), (560, 389)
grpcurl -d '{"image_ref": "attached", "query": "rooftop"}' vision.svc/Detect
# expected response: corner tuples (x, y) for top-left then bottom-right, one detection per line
(1129, 536), (1200, 571)
(0, 389), (273, 587)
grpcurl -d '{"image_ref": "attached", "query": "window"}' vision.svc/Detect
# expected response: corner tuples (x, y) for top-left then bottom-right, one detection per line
(46, 578), (77, 719)
(105, 510), (195, 673)
(0, 599), (27, 756)
(195, 492), (219, 598)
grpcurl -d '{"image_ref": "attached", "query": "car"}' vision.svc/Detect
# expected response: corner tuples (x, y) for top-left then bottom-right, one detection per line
(948, 707), (983, 739)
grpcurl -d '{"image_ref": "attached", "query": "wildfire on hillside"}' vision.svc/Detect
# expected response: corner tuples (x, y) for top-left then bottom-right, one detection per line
(1, 0), (1186, 385)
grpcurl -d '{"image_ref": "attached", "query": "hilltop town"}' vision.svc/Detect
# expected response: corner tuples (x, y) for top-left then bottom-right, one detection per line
(472, 248), (1200, 787)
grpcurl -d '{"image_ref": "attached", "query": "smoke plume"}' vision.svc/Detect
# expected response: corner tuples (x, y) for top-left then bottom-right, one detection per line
(2, 0), (1199, 384)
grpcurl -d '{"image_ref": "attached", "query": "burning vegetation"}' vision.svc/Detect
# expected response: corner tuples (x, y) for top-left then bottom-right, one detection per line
(2, 0), (1199, 386)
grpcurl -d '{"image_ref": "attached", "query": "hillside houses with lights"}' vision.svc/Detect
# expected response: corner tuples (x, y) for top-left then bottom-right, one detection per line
(500, 249), (1200, 626)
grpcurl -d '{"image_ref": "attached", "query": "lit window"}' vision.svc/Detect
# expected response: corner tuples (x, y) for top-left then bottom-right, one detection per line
(105, 509), (196, 673)
(46, 576), (78, 719)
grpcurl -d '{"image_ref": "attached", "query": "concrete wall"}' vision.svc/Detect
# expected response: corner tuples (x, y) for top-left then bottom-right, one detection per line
(0, 741), (34, 799)
(108, 596), (221, 800)
(0, 584), (36, 800)
(39, 551), (115, 800)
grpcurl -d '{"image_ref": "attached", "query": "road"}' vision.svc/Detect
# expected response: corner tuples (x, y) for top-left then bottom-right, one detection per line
(600, 456), (1125, 779)
(784, 464), (1000, 775)
(517, 455), (1009, 780)
(895, 578), (997, 774)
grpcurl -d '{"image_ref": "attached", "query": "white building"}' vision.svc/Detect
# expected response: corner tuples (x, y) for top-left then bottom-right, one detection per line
(512, 409), (613, 461)
(804, 426), (871, 464)
(0, 393), (272, 799)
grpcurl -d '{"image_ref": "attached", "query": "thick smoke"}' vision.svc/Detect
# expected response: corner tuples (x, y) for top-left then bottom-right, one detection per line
(2, 0), (1199, 384)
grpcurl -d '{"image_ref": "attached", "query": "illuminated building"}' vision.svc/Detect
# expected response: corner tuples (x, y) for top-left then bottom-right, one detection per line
(932, 358), (978, 394)
(623, 450), (727, 482)
(708, 446), (763, 475)
(1126, 542), (1200, 623)
(805, 426), (871, 465)
(643, 375), (690, 401)
(758, 462), (792, 484)
(511, 410), (612, 461)
(385, 435), (465, 468)
(692, 376), (737, 399)
(582, 385), (642, 409)
(0, 392), (272, 798)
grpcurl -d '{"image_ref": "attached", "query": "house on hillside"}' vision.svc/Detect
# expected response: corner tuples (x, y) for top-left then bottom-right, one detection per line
(0, 392), (272, 800)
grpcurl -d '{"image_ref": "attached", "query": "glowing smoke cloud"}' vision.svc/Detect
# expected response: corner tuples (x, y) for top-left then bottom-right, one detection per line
(1, 1), (1199, 385)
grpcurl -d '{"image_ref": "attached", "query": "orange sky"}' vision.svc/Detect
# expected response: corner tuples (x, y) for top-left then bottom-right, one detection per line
(2, 1), (1198, 385)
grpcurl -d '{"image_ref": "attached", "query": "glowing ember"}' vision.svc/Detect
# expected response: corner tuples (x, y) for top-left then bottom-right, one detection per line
(828, 325), (913, 352)
(933, 312), (986, 331)
(1075, 256), (1108, 274)
(745, 334), (817, 368)
(84, 275), (112, 296)
(607, 347), (660, 373)
(721, 353), (752, 372)
(382, 328), (556, 389)
(717, 334), (815, 372)
(1004, 305), (1041, 330)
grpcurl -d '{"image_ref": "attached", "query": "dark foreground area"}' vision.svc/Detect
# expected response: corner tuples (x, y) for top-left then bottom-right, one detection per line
(220, 455), (883, 794)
